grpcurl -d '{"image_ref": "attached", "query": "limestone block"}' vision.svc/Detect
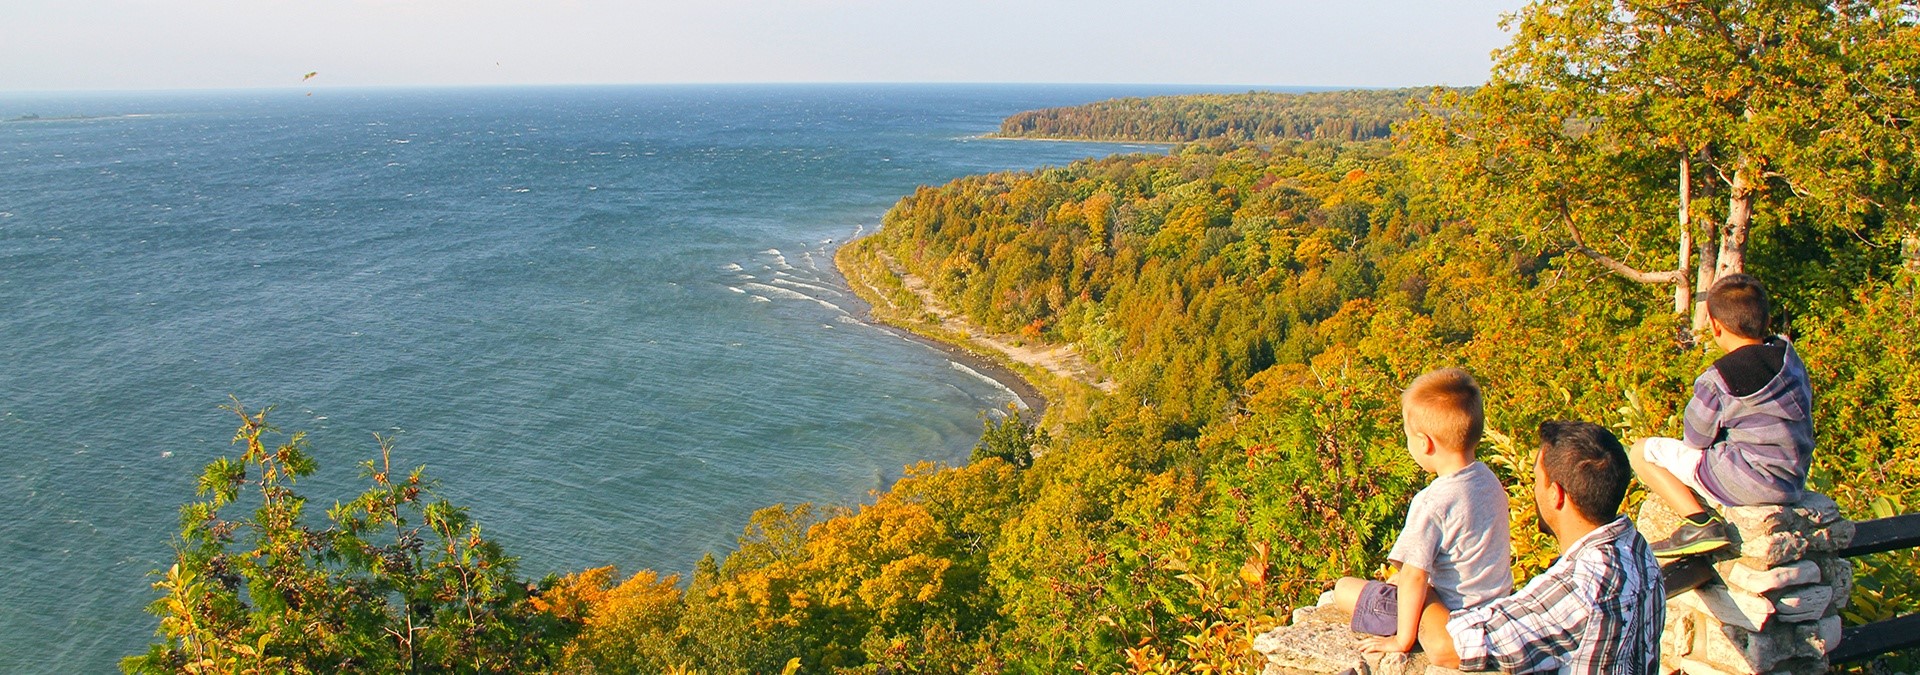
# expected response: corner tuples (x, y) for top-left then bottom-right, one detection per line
(1721, 504), (1805, 537)
(1639, 498), (1687, 541)
(1773, 584), (1835, 624)
(1254, 602), (1480, 674)
(1722, 560), (1820, 596)
(1795, 615), (1845, 658)
(1760, 657), (1831, 675)
(1254, 604), (1375, 673)
(1662, 610), (1697, 657)
(1671, 656), (1749, 675)
(1821, 558), (1854, 611)
(1368, 651), (1413, 675)
(1738, 531), (1809, 567)
(1789, 493), (1843, 527)
(1692, 622), (1796, 674)
(1806, 519), (1855, 552)
(1671, 585), (1776, 632)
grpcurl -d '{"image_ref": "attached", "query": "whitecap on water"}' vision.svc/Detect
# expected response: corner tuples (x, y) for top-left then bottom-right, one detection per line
(742, 282), (843, 313)
(949, 362), (1024, 409)
(771, 277), (844, 296)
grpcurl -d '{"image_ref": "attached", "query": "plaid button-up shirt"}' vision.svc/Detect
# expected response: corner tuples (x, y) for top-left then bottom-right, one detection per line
(1446, 516), (1665, 674)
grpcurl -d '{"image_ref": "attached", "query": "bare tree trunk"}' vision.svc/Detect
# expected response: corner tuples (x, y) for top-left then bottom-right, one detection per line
(1694, 231), (1716, 331)
(1717, 157), (1754, 278)
(1675, 156), (1693, 315)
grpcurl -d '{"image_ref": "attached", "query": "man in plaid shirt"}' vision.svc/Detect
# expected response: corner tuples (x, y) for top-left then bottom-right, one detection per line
(1419, 421), (1665, 673)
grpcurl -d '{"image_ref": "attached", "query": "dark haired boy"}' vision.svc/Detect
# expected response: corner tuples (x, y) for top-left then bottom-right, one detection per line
(1630, 273), (1817, 557)
(1420, 421), (1666, 673)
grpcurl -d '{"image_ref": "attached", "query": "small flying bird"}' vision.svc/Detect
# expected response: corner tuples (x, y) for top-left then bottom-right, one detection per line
(302, 71), (319, 82)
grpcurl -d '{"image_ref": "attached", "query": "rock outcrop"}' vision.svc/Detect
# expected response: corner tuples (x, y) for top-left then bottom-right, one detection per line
(1639, 492), (1855, 675)
(1250, 490), (1859, 675)
(1250, 593), (1476, 675)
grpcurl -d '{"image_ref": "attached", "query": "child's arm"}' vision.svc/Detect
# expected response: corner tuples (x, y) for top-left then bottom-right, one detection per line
(1359, 565), (1430, 653)
(1682, 379), (1726, 449)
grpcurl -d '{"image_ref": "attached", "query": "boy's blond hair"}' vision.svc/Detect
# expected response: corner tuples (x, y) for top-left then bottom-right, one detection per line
(1402, 368), (1485, 455)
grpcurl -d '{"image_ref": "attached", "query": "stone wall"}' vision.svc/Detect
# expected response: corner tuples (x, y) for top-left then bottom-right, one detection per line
(1251, 595), (1474, 675)
(1638, 492), (1854, 675)
(1248, 491), (1859, 675)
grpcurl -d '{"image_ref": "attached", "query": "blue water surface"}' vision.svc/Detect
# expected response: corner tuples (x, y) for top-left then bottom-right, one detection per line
(0, 83), (1243, 670)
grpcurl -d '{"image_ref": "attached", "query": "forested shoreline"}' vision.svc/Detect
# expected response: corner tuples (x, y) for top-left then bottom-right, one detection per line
(993, 88), (1468, 144)
(130, 1), (1920, 673)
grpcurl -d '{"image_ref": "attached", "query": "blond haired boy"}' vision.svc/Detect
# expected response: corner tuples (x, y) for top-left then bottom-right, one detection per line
(1331, 368), (1513, 655)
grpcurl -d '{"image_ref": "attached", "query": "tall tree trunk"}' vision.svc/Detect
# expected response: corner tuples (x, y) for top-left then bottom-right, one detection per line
(1717, 156), (1755, 278)
(1675, 156), (1693, 315)
(1694, 232), (1716, 331)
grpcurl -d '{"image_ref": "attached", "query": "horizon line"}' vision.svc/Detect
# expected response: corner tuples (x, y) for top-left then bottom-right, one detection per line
(0, 80), (1480, 97)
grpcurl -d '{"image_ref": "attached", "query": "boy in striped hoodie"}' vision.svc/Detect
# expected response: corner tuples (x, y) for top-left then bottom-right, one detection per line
(1629, 274), (1817, 557)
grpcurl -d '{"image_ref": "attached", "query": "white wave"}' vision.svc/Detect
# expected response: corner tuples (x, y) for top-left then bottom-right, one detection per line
(771, 277), (844, 296)
(720, 263), (743, 271)
(728, 286), (746, 294)
(834, 315), (861, 325)
(949, 362), (1026, 409)
(759, 249), (793, 269)
(742, 282), (845, 313)
(735, 274), (756, 280)
(748, 295), (771, 303)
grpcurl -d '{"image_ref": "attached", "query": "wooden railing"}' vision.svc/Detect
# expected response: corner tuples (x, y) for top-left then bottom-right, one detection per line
(1828, 512), (1920, 665)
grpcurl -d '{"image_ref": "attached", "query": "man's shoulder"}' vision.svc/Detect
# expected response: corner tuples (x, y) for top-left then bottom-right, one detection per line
(1566, 519), (1663, 590)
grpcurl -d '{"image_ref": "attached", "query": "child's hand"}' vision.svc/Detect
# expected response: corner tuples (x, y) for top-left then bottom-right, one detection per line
(1357, 634), (1414, 654)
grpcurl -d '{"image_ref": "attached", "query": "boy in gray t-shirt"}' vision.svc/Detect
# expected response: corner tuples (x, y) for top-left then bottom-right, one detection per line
(1332, 368), (1513, 655)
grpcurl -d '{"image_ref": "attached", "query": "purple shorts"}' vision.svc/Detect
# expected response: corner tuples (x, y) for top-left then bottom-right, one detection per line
(1350, 580), (1399, 637)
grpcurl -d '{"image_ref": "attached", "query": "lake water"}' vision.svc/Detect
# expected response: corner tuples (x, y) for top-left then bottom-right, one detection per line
(0, 83), (1232, 671)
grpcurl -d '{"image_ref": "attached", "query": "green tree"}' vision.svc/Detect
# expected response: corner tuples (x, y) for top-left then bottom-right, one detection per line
(971, 408), (1047, 469)
(1414, 0), (1920, 325)
(124, 402), (572, 674)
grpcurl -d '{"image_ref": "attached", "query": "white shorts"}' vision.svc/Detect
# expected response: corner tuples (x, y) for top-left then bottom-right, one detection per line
(1640, 437), (1722, 507)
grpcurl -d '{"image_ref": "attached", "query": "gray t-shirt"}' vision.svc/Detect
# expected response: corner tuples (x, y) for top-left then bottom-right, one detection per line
(1388, 460), (1514, 611)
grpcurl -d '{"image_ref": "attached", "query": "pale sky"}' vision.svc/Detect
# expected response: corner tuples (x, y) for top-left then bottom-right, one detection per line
(1, 0), (1528, 92)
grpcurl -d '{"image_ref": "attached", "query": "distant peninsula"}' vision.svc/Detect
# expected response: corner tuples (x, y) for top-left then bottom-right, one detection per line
(990, 86), (1470, 144)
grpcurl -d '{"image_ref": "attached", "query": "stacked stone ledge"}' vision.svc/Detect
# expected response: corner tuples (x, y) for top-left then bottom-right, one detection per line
(1250, 594), (1477, 675)
(1248, 491), (1856, 675)
(1639, 492), (1855, 675)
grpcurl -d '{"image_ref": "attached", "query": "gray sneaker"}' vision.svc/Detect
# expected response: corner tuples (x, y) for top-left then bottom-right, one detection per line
(1651, 514), (1732, 558)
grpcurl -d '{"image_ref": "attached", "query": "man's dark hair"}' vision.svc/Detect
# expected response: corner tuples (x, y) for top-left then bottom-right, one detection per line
(1706, 273), (1771, 339)
(1538, 421), (1630, 522)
